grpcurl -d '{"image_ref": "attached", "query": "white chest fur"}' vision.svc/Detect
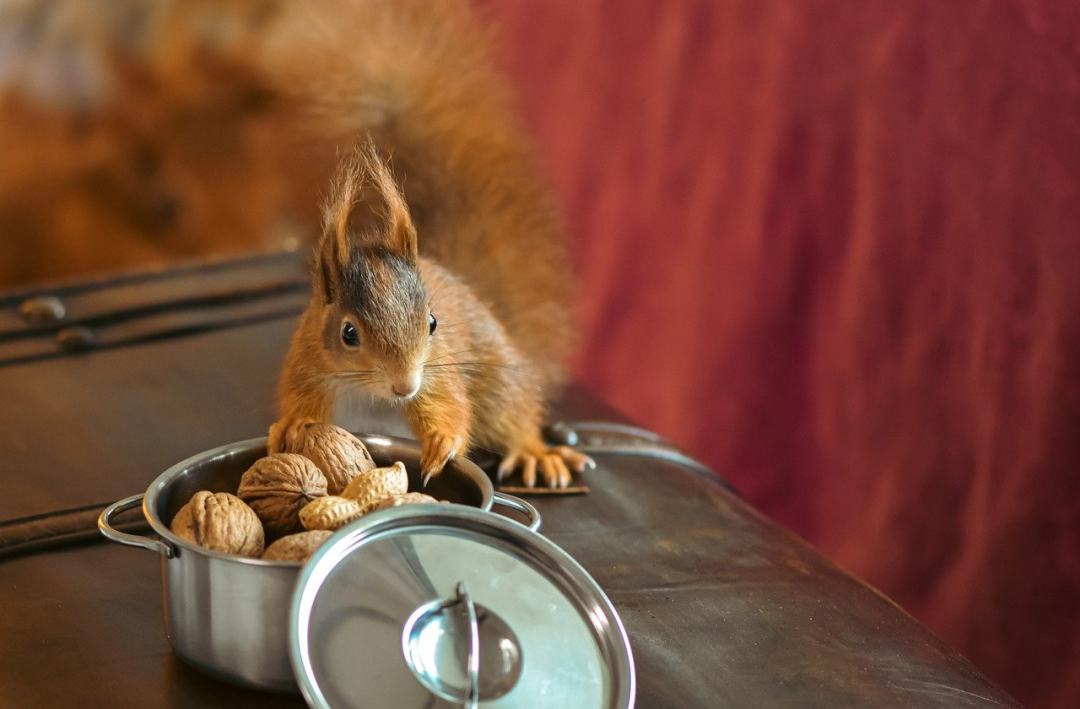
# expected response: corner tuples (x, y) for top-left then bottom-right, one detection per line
(332, 385), (412, 439)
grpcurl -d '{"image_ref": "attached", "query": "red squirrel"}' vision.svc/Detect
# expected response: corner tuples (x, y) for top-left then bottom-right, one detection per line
(269, 144), (593, 487)
(265, 2), (593, 487)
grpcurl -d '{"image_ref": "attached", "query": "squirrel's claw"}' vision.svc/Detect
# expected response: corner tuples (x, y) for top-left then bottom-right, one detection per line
(538, 454), (569, 489)
(496, 454), (519, 482)
(499, 445), (591, 489)
(553, 445), (595, 474)
(522, 456), (538, 488)
(420, 432), (463, 486)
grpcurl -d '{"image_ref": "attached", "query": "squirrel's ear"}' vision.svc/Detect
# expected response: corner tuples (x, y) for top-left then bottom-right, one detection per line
(318, 152), (366, 303)
(356, 141), (419, 261)
(321, 141), (418, 277)
(386, 201), (419, 262)
(314, 228), (341, 303)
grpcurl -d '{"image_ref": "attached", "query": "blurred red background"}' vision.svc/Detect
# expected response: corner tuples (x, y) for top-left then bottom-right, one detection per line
(476, 2), (1080, 707)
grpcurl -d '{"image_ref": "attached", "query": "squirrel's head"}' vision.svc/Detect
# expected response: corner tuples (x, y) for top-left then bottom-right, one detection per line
(313, 142), (435, 401)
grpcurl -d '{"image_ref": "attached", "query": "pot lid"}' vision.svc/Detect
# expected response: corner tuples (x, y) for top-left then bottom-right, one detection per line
(289, 503), (635, 708)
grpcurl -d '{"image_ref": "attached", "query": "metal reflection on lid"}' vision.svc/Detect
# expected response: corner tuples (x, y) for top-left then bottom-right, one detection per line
(403, 581), (523, 706)
(290, 504), (635, 708)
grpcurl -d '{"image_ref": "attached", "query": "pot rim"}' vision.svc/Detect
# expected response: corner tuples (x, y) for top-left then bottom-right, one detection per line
(141, 433), (495, 568)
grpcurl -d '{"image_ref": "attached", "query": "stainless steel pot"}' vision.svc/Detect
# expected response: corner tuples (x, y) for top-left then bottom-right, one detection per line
(97, 434), (539, 693)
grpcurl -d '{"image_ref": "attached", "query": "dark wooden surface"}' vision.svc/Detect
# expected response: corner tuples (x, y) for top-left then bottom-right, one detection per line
(0, 254), (1019, 708)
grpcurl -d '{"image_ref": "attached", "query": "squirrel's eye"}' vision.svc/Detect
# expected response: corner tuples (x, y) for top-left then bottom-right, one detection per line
(341, 322), (360, 348)
(428, 313), (437, 335)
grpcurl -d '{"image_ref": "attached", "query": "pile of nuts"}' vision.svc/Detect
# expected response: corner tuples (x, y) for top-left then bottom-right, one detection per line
(170, 424), (438, 562)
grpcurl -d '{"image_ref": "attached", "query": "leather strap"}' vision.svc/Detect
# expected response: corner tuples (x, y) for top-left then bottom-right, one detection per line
(0, 502), (147, 560)
(0, 251), (306, 367)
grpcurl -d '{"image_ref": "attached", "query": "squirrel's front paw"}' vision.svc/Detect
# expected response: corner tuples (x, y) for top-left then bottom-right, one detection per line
(497, 445), (595, 489)
(420, 432), (464, 485)
(268, 417), (318, 453)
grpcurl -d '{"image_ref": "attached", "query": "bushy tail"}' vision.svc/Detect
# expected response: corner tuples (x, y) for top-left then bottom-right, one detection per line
(257, 0), (574, 389)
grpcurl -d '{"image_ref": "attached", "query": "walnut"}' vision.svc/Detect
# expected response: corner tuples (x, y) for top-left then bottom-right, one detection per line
(287, 423), (376, 494)
(299, 495), (366, 531)
(171, 491), (264, 557)
(261, 530), (333, 562)
(374, 492), (439, 511)
(237, 453), (328, 537)
(341, 462), (409, 513)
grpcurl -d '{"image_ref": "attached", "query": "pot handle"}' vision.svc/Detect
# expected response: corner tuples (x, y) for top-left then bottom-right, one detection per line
(490, 492), (542, 533)
(97, 494), (175, 558)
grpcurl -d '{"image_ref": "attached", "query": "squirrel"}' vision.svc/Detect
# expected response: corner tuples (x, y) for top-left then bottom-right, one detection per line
(269, 144), (593, 488)
(265, 1), (593, 488)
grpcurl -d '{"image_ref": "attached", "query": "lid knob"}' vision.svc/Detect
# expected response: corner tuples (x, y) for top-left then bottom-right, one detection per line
(402, 581), (523, 706)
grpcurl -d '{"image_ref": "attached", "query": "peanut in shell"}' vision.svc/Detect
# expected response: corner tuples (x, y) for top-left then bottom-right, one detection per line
(341, 461), (409, 513)
(261, 530), (333, 562)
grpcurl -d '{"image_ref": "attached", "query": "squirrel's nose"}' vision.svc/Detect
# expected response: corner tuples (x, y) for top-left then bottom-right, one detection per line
(391, 372), (421, 398)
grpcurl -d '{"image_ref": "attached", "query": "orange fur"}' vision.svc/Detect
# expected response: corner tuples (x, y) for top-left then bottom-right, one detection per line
(0, 0), (582, 484)
(272, 144), (589, 487)
(254, 0), (576, 389)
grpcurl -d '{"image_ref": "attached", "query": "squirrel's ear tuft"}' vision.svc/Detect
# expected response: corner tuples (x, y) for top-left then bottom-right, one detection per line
(318, 141), (418, 299)
(356, 140), (418, 261)
(316, 153), (365, 303)
(365, 142), (418, 262)
(322, 139), (418, 263)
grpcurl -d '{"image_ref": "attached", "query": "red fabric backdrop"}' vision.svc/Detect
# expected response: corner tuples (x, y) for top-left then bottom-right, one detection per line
(475, 2), (1080, 707)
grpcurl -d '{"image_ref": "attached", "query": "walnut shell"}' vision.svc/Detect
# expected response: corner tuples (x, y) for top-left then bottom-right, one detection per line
(341, 462), (409, 513)
(261, 530), (333, 562)
(287, 423), (376, 494)
(237, 453), (328, 537)
(171, 491), (264, 557)
(299, 495), (366, 531)
(373, 492), (439, 511)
